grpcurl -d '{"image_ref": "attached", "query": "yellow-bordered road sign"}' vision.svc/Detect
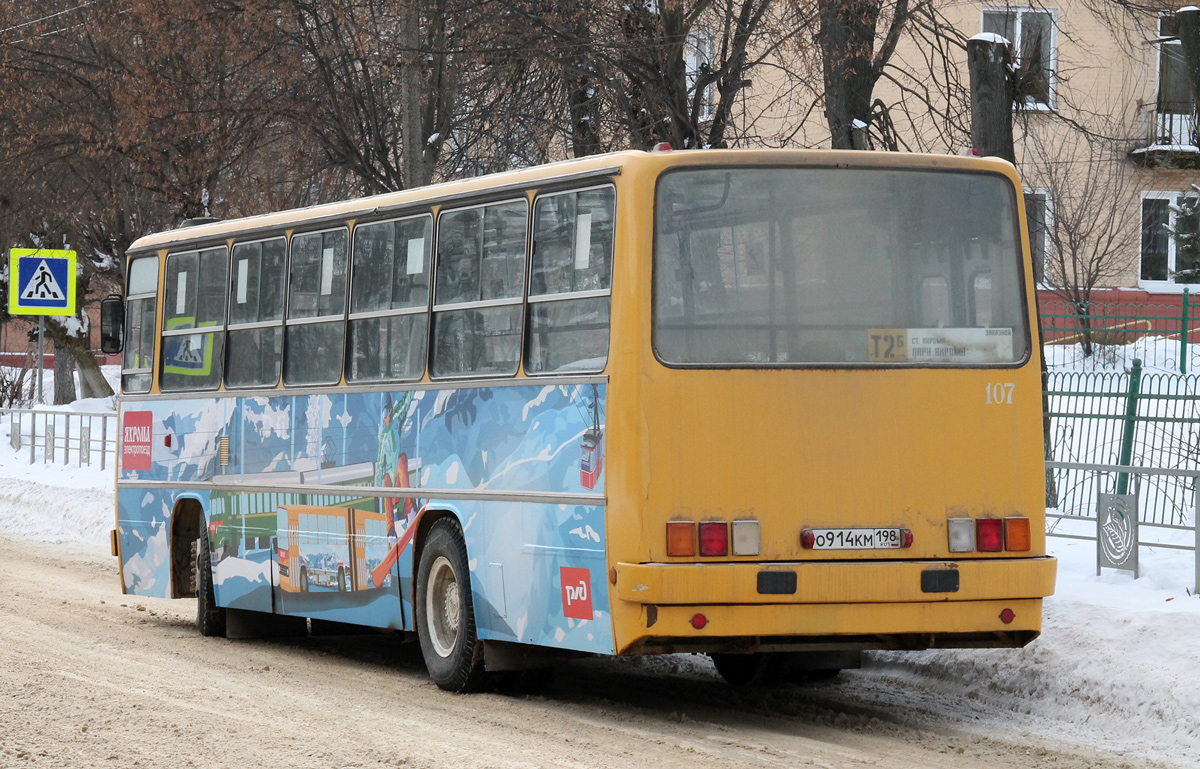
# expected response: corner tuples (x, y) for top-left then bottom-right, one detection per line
(8, 248), (77, 316)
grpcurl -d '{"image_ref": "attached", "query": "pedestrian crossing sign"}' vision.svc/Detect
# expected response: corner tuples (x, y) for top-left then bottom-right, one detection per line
(8, 248), (77, 316)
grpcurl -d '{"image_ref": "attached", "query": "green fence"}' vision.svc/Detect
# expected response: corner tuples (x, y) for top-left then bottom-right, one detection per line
(1045, 360), (1200, 527)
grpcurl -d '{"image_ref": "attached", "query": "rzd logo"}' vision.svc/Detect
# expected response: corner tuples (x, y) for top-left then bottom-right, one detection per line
(560, 567), (593, 620)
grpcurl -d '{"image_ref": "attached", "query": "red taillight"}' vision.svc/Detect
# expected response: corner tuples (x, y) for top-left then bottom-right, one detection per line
(667, 522), (696, 557)
(900, 528), (914, 548)
(999, 608), (1015, 624)
(698, 522), (729, 556)
(976, 518), (1004, 552)
(800, 528), (815, 549)
(690, 613), (708, 629)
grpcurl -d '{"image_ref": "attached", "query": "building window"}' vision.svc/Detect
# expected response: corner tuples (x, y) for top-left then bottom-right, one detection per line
(982, 8), (1056, 109)
(1024, 190), (1050, 284)
(685, 30), (715, 121)
(1141, 191), (1200, 288)
(1158, 14), (1192, 116)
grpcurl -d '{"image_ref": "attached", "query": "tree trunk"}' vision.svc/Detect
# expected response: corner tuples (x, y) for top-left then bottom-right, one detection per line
(68, 341), (113, 399)
(53, 344), (77, 405)
(44, 318), (115, 399)
(817, 0), (879, 150)
(398, 1), (426, 190)
(966, 36), (1016, 162)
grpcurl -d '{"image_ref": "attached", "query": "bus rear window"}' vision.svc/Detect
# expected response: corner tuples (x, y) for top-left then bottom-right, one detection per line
(653, 167), (1030, 367)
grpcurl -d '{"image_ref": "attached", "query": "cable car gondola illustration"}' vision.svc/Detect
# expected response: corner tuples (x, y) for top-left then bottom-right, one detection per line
(580, 384), (603, 490)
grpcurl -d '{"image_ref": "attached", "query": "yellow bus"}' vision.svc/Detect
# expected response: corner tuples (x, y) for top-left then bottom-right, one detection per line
(105, 148), (1056, 691)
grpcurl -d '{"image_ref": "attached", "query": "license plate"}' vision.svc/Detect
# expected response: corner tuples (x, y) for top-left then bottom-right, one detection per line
(809, 527), (904, 550)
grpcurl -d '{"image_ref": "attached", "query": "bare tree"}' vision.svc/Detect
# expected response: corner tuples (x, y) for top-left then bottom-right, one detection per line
(1023, 129), (1141, 356)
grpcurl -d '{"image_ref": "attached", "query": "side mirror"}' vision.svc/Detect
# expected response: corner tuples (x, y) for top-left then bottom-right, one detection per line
(100, 294), (124, 354)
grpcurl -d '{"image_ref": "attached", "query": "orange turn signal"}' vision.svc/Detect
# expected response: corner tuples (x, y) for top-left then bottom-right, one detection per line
(1005, 517), (1031, 552)
(666, 521), (696, 557)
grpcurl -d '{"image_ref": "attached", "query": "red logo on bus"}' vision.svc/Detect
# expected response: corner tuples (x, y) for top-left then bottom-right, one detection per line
(122, 411), (153, 471)
(560, 567), (593, 620)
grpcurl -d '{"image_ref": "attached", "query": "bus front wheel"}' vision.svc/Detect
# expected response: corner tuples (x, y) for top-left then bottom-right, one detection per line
(194, 533), (226, 638)
(416, 518), (485, 693)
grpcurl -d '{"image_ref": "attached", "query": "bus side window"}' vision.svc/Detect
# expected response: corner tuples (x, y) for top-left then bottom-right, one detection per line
(284, 228), (349, 386)
(160, 246), (228, 391)
(431, 199), (528, 378)
(226, 237), (286, 388)
(122, 256), (160, 393)
(347, 214), (431, 382)
(526, 186), (615, 374)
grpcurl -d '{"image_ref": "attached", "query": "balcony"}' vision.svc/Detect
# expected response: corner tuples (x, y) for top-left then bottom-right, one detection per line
(1129, 107), (1200, 168)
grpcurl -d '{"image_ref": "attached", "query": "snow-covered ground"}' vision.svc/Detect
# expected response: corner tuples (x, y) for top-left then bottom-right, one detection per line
(1, 357), (1198, 763)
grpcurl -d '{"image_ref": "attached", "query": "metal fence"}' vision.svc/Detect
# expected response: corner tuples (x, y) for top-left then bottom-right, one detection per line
(3, 408), (117, 469)
(1045, 363), (1200, 526)
(1040, 296), (1200, 373)
(1045, 461), (1199, 591)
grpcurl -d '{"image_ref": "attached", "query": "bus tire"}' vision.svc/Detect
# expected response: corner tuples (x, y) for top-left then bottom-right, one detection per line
(299, 565), (309, 593)
(416, 518), (485, 693)
(709, 652), (785, 687)
(194, 533), (226, 638)
(337, 567), (346, 592)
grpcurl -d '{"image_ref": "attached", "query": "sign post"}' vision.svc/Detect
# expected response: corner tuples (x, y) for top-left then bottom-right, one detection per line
(8, 248), (78, 404)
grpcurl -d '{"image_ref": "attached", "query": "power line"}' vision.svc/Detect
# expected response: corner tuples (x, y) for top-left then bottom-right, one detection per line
(0, 1), (96, 38)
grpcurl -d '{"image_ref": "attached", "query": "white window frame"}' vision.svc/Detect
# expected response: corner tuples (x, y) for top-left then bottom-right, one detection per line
(685, 29), (716, 122)
(1138, 190), (1199, 293)
(981, 7), (1058, 111)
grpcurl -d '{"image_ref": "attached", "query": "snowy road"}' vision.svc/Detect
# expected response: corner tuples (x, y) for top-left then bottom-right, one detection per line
(1, 534), (1194, 769)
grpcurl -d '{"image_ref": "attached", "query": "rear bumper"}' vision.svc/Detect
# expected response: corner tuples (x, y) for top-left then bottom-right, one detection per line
(612, 557), (1056, 655)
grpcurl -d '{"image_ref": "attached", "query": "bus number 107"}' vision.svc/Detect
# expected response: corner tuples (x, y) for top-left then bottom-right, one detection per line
(985, 383), (1015, 405)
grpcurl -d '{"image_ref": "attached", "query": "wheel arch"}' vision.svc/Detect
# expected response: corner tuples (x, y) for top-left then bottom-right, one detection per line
(170, 495), (206, 599)
(410, 505), (469, 605)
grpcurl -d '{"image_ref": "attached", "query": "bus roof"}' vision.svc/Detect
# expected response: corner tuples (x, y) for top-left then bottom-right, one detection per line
(126, 148), (1017, 257)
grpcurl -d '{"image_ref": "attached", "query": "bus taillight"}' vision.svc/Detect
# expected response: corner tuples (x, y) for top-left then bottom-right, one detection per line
(666, 522), (696, 557)
(698, 522), (729, 557)
(976, 519), (1004, 552)
(1004, 517), (1031, 551)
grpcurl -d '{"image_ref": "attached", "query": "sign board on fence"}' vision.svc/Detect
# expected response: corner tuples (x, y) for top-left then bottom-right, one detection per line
(1097, 492), (1139, 578)
(8, 248), (77, 316)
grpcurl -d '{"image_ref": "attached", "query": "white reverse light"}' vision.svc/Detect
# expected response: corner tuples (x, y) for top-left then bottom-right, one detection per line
(948, 518), (976, 552)
(731, 520), (761, 556)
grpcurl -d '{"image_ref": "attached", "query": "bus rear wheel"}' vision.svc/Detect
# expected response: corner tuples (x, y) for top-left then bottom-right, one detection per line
(709, 652), (783, 686)
(194, 532), (226, 638)
(710, 651), (851, 686)
(416, 518), (485, 693)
